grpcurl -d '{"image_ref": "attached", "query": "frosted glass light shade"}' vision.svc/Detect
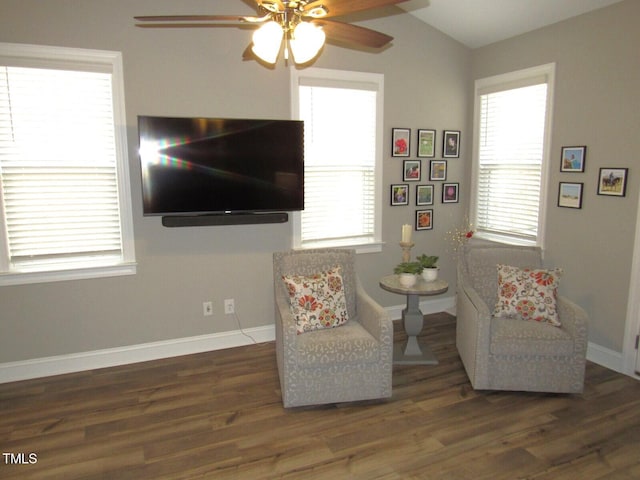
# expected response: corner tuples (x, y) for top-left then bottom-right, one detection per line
(251, 21), (283, 64)
(290, 22), (325, 64)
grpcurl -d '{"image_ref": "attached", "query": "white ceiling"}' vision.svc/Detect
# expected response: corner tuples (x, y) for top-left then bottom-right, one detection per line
(398, 0), (624, 48)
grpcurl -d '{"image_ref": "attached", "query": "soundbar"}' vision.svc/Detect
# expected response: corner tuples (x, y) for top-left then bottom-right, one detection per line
(161, 212), (289, 227)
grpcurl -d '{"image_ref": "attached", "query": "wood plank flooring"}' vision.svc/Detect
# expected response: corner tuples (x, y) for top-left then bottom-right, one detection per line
(1, 313), (639, 479)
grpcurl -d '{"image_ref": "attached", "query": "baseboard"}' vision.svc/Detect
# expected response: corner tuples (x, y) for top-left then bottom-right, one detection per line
(586, 341), (624, 374)
(4, 303), (625, 385)
(0, 297), (458, 384)
(0, 326), (275, 384)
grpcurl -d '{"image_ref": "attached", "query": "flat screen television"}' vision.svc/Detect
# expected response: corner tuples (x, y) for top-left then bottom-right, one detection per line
(137, 115), (304, 218)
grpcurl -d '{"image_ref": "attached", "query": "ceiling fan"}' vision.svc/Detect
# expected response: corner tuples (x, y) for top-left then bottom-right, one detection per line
(135, 0), (409, 65)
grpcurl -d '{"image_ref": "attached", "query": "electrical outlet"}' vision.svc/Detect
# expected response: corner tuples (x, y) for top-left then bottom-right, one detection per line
(224, 298), (235, 314)
(203, 301), (213, 317)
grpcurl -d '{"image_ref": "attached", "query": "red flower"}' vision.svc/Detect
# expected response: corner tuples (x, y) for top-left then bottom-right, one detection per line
(532, 270), (556, 287)
(395, 138), (407, 154)
(298, 295), (321, 312)
(500, 282), (518, 299)
(465, 231), (474, 238)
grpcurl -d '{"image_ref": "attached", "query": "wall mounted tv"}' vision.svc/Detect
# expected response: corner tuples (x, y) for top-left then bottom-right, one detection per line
(137, 115), (304, 226)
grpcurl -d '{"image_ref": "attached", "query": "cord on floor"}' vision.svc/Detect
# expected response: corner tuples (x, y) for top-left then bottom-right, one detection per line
(231, 311), (259, 345)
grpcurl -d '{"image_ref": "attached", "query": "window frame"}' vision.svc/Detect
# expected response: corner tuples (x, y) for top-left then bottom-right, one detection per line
(290, 67), (384, 253)
(0, 42), (136, 286)
(470, 63), (556, 248)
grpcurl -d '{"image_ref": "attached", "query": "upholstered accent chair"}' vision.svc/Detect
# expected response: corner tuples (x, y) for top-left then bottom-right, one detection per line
(456, 243), (588, 393)
(273, 248), (393, 408)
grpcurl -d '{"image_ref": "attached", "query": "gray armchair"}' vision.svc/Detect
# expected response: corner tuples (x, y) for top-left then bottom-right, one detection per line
(456, 243), (588, 393)
(273, 248), (393, 408)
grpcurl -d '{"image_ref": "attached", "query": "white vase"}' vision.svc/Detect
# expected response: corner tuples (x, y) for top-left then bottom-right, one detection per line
(398, 273), (417, 287)
(421, 268), (438, 282)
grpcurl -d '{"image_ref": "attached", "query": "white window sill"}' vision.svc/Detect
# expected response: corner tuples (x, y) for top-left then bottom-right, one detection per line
(296, 239), (383, 254)
(0, 263), (137, 286)
(472, 232), (538, 247)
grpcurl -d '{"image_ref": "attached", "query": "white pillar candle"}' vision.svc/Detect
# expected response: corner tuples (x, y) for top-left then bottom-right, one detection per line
(401, 224), (412, 243)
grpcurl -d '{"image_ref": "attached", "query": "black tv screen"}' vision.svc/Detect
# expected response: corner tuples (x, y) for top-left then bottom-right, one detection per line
(137, 116), (304, 216)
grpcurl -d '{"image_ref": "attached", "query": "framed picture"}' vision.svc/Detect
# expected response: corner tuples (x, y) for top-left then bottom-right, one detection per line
(391, 184), (409, 205)
(417, 129), (436, 157)
(443, 130), (460, 158)
(558, 182), (583, 209)
(416, 209), (433, 230)
(429, 160), (447, 181)
(442, 183), (459, 203)
(392, 128), (410, 157)
(597, 167), (628, 197)
(561, 146), (586, 172)
(416, 184), (434, 205)
(403, 160), (421, 181)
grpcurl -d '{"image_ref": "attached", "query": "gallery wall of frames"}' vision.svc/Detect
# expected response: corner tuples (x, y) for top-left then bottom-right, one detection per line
(558, 145), (629, 210)
(390, 133), (631, 231)
(390, 128), (461, 231)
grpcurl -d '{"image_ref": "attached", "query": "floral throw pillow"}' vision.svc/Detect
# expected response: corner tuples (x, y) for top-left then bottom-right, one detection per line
(494, 264), (563, 327)
(282, 266), (349, 334)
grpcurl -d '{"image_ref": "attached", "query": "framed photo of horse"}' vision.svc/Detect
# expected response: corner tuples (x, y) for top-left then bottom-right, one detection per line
(597, 167), (628, 197)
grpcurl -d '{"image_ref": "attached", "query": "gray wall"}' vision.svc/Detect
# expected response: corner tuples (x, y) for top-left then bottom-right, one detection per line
(0, 0), (470, 362)
(1, 0), (637, 365)
(471, 0), (640, 352)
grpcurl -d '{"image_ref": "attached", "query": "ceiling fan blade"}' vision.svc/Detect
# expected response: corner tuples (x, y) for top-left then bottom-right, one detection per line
(314, 19), (393, 48)
(135, 15), (249, 22)
(135, 23), (253, 29)
(303, 0), (409, 18)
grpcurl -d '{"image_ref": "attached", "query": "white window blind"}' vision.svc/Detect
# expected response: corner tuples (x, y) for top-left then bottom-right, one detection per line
(473, 65), (554, 246)
(0, 44), (136, 284)
(292, 69), (383, 251)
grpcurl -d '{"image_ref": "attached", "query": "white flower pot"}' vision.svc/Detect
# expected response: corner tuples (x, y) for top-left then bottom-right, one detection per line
(398, 273), (417, 287)
(421, 268), (438, 282)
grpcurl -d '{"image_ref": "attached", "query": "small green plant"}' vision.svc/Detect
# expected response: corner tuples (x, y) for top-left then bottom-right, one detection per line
(417, 254), (439, 269)
(394, 261), (423, 275)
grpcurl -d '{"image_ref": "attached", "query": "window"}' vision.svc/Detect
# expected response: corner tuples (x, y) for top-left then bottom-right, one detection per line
(0, 43), (136, 285)
(290, 68), (383, 252)
(471, 63), (555, 246)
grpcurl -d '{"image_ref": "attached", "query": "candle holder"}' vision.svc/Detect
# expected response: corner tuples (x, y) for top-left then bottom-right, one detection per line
(399, 241), (415, 263)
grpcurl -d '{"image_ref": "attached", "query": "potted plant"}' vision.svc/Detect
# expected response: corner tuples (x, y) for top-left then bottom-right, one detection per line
(394, 261), (423, 287)
(417, 254), (439, 282)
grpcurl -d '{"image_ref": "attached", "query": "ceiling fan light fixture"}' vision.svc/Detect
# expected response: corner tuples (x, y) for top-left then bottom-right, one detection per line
(251, 20), (283, 64)
(289, 22), (325, 64)
(136, 0), (398, 67)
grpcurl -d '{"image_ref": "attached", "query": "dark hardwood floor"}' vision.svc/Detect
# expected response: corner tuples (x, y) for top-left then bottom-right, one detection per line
(1, 313), (639, 479)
